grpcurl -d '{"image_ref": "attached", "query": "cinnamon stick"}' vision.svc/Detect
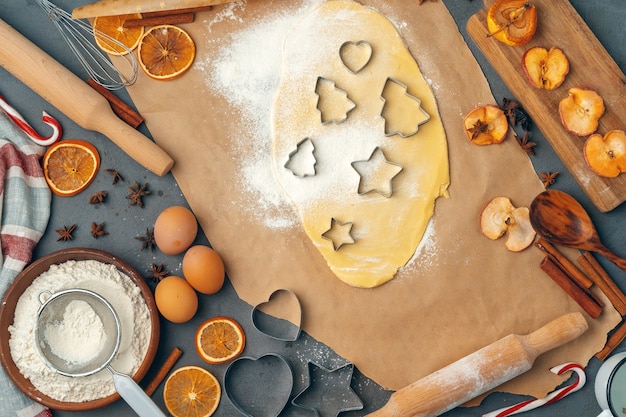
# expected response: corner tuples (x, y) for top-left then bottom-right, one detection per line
(144, 347), (183, 396)
(578, 251), (626, 316)
(596, 320), (626, 360)
(540, 255), (603, 319)
(535, 238), (593, 288)
(124, 13), (194, 28)
(87, 78), (144, 128)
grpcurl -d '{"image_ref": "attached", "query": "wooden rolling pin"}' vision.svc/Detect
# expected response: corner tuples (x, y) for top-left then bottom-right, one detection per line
(367, 312), (588, 417)
(0, 19), (174, 176)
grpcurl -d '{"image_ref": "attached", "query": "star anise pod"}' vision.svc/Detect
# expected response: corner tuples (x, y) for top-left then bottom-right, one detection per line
(105, 169), (124, 185)
(55, 224), (76, 241)
(88, 191), (108, 204)
(515, 131), (537, 156)
(146, 263), (169, 284)
(468, 119), (490, 140)
(90, 221), (109, 238)
(501, 97), (531, 131)
(126, 182), (151, 208)
(539, 171), (559, 188)
(135, 228), (156, 251)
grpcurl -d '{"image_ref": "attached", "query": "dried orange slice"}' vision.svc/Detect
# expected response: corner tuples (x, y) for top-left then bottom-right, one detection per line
(195, 317), (245, 364)
(138, 25), (196, 80)
(163, 366), (221, 417)
(93, 14), (144, 56)
(42, 139), (100, 196)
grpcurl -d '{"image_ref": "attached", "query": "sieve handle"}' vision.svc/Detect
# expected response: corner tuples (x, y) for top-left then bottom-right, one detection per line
(109, 366), (166, 417)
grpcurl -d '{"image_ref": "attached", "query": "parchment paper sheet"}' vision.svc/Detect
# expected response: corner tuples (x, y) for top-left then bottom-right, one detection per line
(119, 0), (620, 401)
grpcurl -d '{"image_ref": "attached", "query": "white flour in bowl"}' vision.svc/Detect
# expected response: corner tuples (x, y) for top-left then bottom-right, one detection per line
(8, 260), (151, 402)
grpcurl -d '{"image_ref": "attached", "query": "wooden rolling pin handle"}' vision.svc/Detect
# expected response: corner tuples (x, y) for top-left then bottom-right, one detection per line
(366, 312), (588, 417)
(0, 18), (174, 176)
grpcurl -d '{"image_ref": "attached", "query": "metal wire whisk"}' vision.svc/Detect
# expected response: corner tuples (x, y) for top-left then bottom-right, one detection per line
(35, 0), (138, 90)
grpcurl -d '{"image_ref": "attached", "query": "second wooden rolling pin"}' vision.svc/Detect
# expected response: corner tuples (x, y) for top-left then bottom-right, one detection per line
(0, 18), (174, 176)
(366, 312), (588, 417)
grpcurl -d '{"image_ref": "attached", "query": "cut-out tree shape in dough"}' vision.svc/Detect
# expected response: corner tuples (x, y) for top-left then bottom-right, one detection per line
(381, 78), (430, 137)
(351, 147), (403, 198)
(321, 218), (355, 251)
(315, 77), (356, 124)
(285, 138), (317, 178)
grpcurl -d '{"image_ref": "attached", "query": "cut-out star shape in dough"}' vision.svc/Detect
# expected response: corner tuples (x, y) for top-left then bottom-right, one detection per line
(284, 137), (316, 177)
(321, 218), (355, 251)
(291, 362), (363, 416)
(351, 147), (403, 198)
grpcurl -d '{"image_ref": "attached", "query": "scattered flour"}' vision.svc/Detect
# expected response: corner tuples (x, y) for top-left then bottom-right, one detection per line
(8, 260), (151, 402)
(200, 1), (443, 270)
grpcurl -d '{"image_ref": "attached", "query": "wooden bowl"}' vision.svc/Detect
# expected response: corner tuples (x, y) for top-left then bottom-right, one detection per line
(0, 248), (160, 411)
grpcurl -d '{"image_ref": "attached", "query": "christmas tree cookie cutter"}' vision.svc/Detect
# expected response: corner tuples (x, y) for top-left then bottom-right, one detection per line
(291, 361), (364, 416)
(380, 77), (430, 138)
(315, 76), (356, 125)
(284, 137), (317, 178)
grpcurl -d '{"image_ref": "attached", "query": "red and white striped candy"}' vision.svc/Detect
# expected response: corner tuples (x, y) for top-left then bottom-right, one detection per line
(482, 362), (586, 417)
(0, 94), (62, 146)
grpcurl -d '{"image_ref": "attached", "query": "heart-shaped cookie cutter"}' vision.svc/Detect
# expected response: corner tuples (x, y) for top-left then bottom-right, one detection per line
(251, 288), (302, 342)
(339, 40), (373, 74)
(224, 353), (294, 417)
(291, 361), (364, 416)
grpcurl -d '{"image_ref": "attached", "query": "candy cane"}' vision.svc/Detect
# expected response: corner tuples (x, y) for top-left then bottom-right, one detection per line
(0, 94), (62, 146)
(482, 363), (586, 417)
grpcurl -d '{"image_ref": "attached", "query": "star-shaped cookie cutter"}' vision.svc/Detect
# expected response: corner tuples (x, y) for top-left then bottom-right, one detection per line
(351, 146), (403, 198)
(291, 361), (364, 417)
(321, 218), (355, 251)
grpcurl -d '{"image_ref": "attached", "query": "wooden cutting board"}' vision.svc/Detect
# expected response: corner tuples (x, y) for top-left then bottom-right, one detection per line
(467, 0), (626, 212)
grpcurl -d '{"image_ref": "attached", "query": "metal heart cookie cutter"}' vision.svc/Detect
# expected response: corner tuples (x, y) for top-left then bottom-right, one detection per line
(291, 361), (364, 416)
(224, 353), (294, 417)
(251, 288), (302, 342)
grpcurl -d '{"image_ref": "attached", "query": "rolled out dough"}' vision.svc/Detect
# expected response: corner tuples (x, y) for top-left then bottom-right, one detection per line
(271, 0), (450, 288)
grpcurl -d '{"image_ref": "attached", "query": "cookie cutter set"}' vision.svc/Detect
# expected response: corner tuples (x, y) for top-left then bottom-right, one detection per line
(282, 40), (431, 253)
(224, 288), (364, 417)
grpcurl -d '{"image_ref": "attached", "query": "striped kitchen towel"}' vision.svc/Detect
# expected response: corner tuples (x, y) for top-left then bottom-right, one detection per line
(0, 111), (51, 417)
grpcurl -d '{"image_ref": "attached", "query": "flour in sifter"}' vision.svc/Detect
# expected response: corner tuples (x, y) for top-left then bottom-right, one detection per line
(8, 260), (151, 402)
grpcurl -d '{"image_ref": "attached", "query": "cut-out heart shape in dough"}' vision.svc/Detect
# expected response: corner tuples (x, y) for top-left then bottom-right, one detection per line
(252, 288), (302, 341)
(224, 354), (293, 417)
(340, 40), (373, 74)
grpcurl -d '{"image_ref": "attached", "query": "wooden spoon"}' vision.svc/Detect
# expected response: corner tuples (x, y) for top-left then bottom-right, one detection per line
(530, 190), (626, 273)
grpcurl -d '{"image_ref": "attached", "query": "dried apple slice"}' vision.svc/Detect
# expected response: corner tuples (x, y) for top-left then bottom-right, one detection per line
(480, 196), (536, 252)
(558, 87), (605, 137)
(463, 104), (509, 145)
(487, 0), (538, 47)
(583, 129), (626, 178)
(522, 46), (569, 90)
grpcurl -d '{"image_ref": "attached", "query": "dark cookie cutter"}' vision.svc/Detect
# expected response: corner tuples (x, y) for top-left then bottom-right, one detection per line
(251, 288), (302, 342)
(291, 361), (364, 417)
(380, 77), (430, 138)
(224, 353), (294, 417)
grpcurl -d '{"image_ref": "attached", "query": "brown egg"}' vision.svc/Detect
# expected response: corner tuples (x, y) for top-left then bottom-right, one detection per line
(155, 276), (198, 323)
(154, 206), (198, 255)
(182, 245), (225, 294)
